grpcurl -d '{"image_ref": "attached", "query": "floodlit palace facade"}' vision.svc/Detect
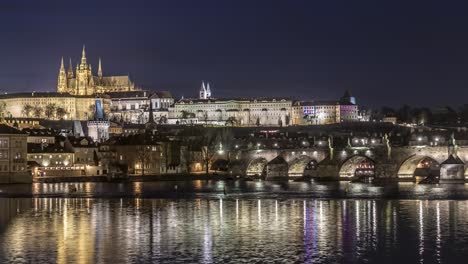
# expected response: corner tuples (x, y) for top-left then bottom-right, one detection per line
(0, 47), (361, 126)
(167, 82), (361, 126)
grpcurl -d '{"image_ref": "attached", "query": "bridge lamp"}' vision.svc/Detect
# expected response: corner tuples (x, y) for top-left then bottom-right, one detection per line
(417, 137), (422, 142)
(235, 145), (239, 149)
(434, 137), (439, 142)
(274, 143), (278, 147)
(371, 139), (375, 144)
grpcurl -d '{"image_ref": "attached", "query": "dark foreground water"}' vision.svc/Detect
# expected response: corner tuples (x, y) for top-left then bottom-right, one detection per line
(1, 198), (468, 263)
(2, 181), (468, 263)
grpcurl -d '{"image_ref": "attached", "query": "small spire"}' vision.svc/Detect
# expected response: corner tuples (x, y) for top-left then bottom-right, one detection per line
(200, 81), (206, 91)
(60, 57), (65, 70)
(67, 58), (74, 78)
(206, 82), (211, 98)
(98, 57), (102, 78)
(81, 45), (87, 65)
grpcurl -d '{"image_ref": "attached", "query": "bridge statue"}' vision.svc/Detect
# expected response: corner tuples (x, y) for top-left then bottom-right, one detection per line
(384, 133), (391, 159)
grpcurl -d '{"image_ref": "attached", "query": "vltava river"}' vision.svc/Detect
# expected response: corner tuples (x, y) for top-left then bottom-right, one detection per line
(1, 198), (468, 263)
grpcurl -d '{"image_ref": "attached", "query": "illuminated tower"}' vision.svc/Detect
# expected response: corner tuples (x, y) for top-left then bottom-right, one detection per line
(57, 57), (67, 93)
(87, 100), (110, 142)
(75, 45), (93, 95)
(206, 82), (212, 98)
(67, 58), (74, 79)
(199, 81), (206, 99)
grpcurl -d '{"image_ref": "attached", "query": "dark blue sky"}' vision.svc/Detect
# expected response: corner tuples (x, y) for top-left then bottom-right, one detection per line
(1, 0), (468, 107)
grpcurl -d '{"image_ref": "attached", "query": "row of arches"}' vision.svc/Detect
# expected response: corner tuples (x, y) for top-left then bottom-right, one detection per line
(212, 154), (449, 179)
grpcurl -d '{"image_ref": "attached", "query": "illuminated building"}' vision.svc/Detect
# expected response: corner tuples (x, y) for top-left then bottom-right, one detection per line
(107, 91), (173, 124)
(0, 92), (109, 121)
(57, 46), (135, 95)
(291, 91), (360, 125)
(0, 124), (29, 183)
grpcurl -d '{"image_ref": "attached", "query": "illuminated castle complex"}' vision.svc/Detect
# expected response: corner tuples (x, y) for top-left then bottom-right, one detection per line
(57, 46), (135, 95)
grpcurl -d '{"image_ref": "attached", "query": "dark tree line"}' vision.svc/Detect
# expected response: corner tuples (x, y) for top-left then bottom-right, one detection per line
(376, 104), (468, 125)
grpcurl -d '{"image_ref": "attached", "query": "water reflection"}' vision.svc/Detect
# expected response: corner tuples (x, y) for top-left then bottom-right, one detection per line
(1, 199), (468, 263)
(4, 181), (468, 200)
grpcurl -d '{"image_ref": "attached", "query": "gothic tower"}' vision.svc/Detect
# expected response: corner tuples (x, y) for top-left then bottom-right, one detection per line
(206, 82), (212, 98)
(199, 81), (206, 99)
(76, 45), (93, 95)
(57, 57), (67, 93)
(67, 58), (74, 78)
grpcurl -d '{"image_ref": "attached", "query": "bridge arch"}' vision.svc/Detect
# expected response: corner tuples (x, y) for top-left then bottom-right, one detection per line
(265, 156), (289, 179)
(246, 157), (268, 176)
(211, 159), (229, 172)
(288, 155), (315, 177)
(339, 155), (375, 178)
(227, 160), (246, 176)
(397, 155), (440, 178)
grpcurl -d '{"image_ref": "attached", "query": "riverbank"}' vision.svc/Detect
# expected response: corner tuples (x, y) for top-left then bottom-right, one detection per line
(34, 174), (239, 183)
(1, 180), (468, 200)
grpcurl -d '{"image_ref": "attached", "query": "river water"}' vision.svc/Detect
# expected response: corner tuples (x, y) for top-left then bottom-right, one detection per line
(1, 181), (468, 263)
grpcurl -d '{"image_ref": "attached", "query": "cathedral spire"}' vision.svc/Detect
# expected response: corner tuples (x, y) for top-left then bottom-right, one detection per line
(81, 45), (87, 66)
(67, 58), (74, 78)
(199, 81), (206, 99)
(57, 57), (67, 93)
(60, 57), (65, 71)
(206, 82), (211, 98)
(98, 57), (102, 78)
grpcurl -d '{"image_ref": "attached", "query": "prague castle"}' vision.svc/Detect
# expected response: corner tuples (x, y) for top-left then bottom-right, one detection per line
(57, 46), (135, 95)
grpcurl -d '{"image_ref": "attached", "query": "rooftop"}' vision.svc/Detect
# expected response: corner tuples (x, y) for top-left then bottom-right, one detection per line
(0, 124), (27, 135)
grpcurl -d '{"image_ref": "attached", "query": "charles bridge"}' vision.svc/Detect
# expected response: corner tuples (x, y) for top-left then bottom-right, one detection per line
(212, 141), (468, 181)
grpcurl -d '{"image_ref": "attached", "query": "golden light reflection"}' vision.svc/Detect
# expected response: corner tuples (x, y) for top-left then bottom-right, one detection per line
(2, 198), (468, 263)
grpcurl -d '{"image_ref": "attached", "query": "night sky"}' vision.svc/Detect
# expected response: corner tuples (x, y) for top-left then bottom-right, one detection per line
(1, 0), (468, 108)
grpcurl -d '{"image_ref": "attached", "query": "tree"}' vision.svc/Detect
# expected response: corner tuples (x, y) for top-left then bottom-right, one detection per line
(202, 111), (209, 124)
(136, 145), (151, 176)
(159, 116), (168, 124)
(56, 107), (68, 120)
(278, 117), (283, 127)
(0, 102), (6, 120)
(181, 110), (194, 119)
(201, 128), (233, 175)
(21, 104), (33, 118)
(460, 104), (468, 124)
(397, 105), (412, 123)
(32, 106), (44, 118)
(380, 106), (396, 118)
(44, 103), (57, 119)
(226, 117), (237, 127)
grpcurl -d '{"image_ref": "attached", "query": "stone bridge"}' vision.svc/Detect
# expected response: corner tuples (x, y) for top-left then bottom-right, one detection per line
(211, 145), (468, 180)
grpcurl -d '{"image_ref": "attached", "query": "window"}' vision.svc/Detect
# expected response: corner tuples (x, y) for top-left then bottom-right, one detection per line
(0, 138), (8, 148)
(0, 150), (8, 160)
